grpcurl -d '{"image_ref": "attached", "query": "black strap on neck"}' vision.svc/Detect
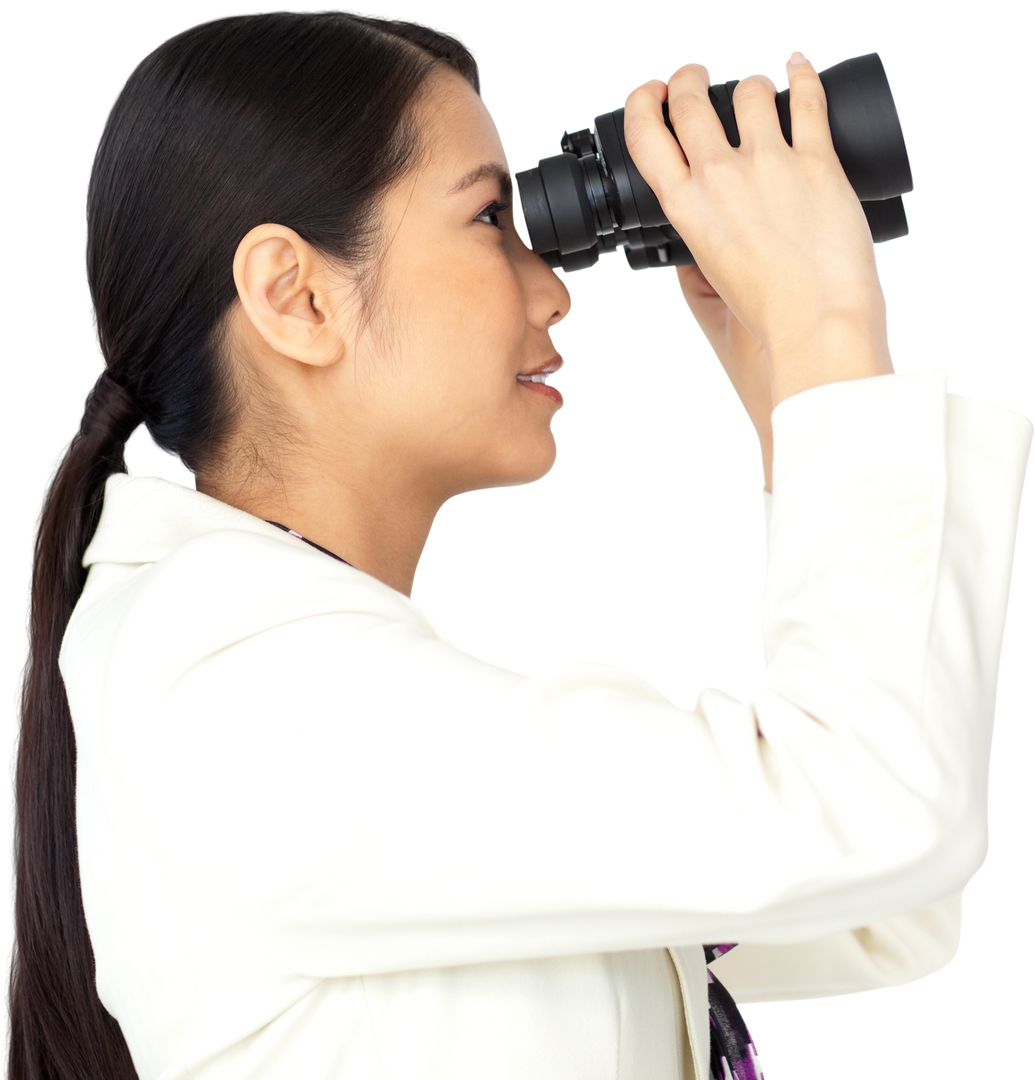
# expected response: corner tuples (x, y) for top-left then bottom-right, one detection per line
(265, 520), (352, 567)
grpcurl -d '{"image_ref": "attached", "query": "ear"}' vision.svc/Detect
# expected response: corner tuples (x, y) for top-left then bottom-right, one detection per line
(232, 224), (356, 368)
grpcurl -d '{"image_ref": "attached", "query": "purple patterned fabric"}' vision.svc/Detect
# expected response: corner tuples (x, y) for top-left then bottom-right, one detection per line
(267, 522), (763, 1079)
(703, 945), (764, 1080)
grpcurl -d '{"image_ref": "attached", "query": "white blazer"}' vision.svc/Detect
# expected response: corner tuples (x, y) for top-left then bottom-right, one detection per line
(59, 371), (1031, 1080)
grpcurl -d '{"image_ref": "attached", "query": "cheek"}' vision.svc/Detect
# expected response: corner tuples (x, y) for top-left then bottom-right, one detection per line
(403, 245), (527, 390)
(473, 247), (527, 330)
(467, 249), (528, 362)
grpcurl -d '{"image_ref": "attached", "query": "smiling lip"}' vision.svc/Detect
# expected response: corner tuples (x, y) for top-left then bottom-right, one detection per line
(518, 378), (566, 406)
(518, 354), (566, 380)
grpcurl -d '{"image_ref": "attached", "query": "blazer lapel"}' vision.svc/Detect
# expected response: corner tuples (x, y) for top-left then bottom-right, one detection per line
(667, 945), (709, 1080)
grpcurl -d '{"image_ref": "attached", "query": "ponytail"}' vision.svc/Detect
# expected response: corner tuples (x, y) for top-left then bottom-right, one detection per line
(9, 370), (141, 1079)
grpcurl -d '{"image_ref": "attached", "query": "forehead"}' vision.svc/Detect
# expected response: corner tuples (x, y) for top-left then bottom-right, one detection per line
(413, 68), (508, 183)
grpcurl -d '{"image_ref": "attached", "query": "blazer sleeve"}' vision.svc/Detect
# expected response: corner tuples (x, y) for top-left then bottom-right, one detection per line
(704, 369), (1019, 1002)
(708, 892), (962, 1001)
(66, 370), (1033, 979)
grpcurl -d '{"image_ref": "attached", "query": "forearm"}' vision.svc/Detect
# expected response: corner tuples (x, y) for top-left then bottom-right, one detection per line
(730, 388), (769, 494)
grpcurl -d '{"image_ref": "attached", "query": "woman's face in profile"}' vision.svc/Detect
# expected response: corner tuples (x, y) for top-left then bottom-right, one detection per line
(348, 67), (572, 497)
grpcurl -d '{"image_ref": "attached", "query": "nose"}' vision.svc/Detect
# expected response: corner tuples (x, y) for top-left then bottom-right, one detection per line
(519, 238), (571, 330)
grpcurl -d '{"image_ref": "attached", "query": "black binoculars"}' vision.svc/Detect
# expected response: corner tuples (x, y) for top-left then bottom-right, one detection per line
(516, 53), (912, 272)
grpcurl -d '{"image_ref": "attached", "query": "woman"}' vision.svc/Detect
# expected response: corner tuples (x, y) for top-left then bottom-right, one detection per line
(10, 10), (1031, 1080)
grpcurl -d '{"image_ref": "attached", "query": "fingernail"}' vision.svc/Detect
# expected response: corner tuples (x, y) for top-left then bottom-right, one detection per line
(788, 51), (809, 66)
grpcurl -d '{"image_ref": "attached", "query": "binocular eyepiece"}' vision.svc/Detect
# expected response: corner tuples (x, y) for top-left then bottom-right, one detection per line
(516, 53), (913, 272)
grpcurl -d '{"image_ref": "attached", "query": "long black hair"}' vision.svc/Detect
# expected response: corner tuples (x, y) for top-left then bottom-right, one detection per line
(10, 13), (478, 1078)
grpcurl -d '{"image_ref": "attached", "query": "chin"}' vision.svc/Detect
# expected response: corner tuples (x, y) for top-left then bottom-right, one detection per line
(460, 447), (557, 496)
(509, 444), (557, 488)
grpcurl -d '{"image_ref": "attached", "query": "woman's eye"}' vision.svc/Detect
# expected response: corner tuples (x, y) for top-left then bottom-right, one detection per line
(475, 201), (509, 230)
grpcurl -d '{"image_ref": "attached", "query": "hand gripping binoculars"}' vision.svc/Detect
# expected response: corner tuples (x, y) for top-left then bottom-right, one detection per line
(516, 53), (912, 272)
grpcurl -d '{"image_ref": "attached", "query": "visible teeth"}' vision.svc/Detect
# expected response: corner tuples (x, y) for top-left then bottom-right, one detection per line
(518, 373), (548, 383)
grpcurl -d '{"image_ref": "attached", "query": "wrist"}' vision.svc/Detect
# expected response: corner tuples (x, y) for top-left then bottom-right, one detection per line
(766, 312), (894, 407)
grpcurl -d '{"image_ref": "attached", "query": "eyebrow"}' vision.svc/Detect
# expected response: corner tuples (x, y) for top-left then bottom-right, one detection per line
(450, 163), (513, 201)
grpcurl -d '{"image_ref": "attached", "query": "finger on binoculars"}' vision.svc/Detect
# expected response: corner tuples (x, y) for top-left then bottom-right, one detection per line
(738, 70), (777, 93)
(661, 59), (734, 157)
(730, 72), (786, 145)
(622, 65), (730, 206)
(669, 58), (717, 83)
(784, 56), (835, 157)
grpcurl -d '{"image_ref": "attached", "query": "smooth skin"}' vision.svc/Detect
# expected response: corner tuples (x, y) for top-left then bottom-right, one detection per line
(626, 53), (893, 490)
(198, 68), (570, 596)
(677, 264), (776, 489)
